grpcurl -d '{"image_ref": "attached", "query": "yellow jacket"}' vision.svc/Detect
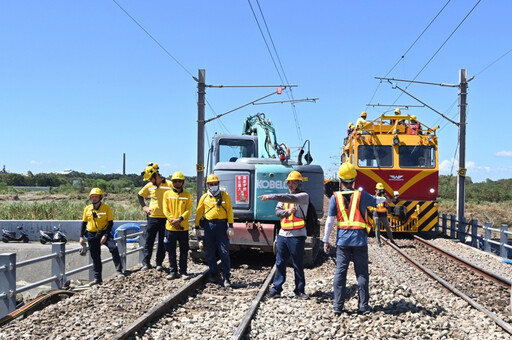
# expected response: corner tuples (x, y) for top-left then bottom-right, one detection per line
(163, 189), (193, 231)
(195, 191), (234, 226)
(82, 203), (113, 232)
(138, 180), (173, 218)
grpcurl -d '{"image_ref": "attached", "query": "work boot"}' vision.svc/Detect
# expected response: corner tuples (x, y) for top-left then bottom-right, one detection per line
(295, 292), (309, 300)
(208, 274), (221, 284)
(155, 265), (164, 272)
(141, 264), (151, 271)
(333, 307), (343, 316)
(116, 271), (125, 279)
(223, 279), (231, 288)
(180, 273), (191, 280)
(89, 279), (102, 286)
(166, 272), (179, 280)
(267, 291), (281, 298)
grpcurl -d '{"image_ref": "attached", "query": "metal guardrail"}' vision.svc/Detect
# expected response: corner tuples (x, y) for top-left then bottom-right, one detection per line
(436, 214), (512, 259)
(0, 224), (148, 319)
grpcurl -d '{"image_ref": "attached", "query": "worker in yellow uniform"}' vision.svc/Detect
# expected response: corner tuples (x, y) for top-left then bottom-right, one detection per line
(373, 183), (395, 247)
(138, 162), (172, 271)
(163, 171), (193, 280)
(80, 188), (124, 286)
(391, 108), (403, 126)
(356, 111), (367, 129)
(195, 174), (234, 287)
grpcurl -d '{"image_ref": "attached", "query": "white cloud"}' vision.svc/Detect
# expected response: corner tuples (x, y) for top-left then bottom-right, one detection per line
(439, 159), (454, 173)
(495, 150), (512, 157)
(30, 160), (43, 165)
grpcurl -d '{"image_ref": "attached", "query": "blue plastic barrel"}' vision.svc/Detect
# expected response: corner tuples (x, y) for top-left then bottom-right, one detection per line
(113, 223), (140, 243)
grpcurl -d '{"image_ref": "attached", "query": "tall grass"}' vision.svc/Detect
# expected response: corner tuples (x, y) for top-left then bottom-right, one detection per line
(438, 199), (512, 227)
(0, 200), (146, 220)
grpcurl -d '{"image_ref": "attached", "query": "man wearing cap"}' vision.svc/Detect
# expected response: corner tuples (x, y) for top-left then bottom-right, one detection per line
(323, 163), (386, 315)
(138, 162), (172, 271)
(259, 170), (310, 299)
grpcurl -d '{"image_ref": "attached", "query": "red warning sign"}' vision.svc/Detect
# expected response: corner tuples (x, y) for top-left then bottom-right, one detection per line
(235, 175), (249, 204)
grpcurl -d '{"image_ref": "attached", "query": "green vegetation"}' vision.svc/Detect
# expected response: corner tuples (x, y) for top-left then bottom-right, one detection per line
(1, 172), (511, 223)
(439, 175), (512, 202)
(0, 171), (197, 220)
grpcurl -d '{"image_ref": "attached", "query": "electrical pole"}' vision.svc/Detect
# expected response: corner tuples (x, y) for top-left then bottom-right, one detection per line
(196, 69), (206, 203)
(457, 69), (468, 225)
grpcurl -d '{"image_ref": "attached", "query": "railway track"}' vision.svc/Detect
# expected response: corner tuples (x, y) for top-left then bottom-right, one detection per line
(383, 235), (512, 335)
(114, 264), (275, 339)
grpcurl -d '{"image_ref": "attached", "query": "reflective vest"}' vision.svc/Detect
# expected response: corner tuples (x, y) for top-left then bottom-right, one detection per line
(334, 191), (370, 234)
(375, 202), (387, 213)
(280, 203), (305, 230)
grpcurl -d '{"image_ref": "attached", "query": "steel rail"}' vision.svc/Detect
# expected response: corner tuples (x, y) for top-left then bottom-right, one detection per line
(112, 269), (209, 340)
(413, 235), (512, 289)
(383, 237), (512, 335)
(231, 265), (276, 340)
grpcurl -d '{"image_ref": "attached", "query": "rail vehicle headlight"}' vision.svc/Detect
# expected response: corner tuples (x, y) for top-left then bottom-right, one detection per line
(361, 136), (366, 141)
(358, 187), (363, 191)
(393, 135), (400, 146)
(429, 188), (435, 194)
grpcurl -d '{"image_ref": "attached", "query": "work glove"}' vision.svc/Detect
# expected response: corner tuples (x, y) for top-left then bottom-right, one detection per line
(227, 227), (234, 239)
(79, 244), (88, 256)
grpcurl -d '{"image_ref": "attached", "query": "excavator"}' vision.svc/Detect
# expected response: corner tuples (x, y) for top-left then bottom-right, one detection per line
(189, 113), (324, 267)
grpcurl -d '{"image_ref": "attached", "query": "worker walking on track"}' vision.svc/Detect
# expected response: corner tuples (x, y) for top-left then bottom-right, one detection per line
(323, 163), (386, 315)
(373, 182), (395, 247)
(195, 174), (234, 287)
(80, 188), (124, 286)
(138, 162), (172, 271)
(163, 171), (193, 280)
(259, 170), (309, 299)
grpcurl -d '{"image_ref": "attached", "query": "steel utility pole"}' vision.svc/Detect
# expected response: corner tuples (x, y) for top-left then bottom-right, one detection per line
(196, 69), (206, 203)
(457, 69), (468, 225)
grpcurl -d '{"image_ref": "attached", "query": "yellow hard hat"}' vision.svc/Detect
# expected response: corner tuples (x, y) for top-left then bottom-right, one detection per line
(286, 170), (303, 182)
(361, 111), (367, 118)
(376, 182), (384, 190)
(411, 115), (417, 121)
(171, 171), (185, 181)
(142, 162), (159, 181)
(395, 108), (401, 115)
(206, 174), (220, 183)
(338, 163), (357, 182)
(89, 188), (103, 198)
(348, 122), (354, 128)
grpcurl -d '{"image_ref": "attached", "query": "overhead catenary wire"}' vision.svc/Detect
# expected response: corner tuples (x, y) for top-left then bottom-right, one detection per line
(248, 0), (303, 144)
(111, 0), (194, 79)
(391, 0), (482, 105)
(474, 47), (512, 77)
(366, 0), (452, 109)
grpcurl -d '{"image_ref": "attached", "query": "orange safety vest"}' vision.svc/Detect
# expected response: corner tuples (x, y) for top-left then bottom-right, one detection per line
(280, 202), (305, 230)
(375, 202), (387, 213)
(334, 191), (370, 234)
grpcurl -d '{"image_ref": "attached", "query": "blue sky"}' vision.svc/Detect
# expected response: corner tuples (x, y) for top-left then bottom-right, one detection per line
(1, 1), (511, 183)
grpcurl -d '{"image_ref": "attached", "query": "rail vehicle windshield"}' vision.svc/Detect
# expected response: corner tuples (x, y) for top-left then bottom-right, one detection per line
(357, 145), (393, 167)
(399, 145), (436, 168)
(218, 139), (256, 162)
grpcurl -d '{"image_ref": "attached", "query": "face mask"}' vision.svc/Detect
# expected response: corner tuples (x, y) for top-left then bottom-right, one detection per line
(209, 185), (219, 193)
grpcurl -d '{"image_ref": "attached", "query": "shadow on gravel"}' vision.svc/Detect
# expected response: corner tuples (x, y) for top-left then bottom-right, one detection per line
(373, 298), (446, 317)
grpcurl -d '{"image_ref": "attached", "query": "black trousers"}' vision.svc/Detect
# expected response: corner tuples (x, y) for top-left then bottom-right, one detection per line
(143, 217), (166, 267)
(86, 231), (122, 280)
